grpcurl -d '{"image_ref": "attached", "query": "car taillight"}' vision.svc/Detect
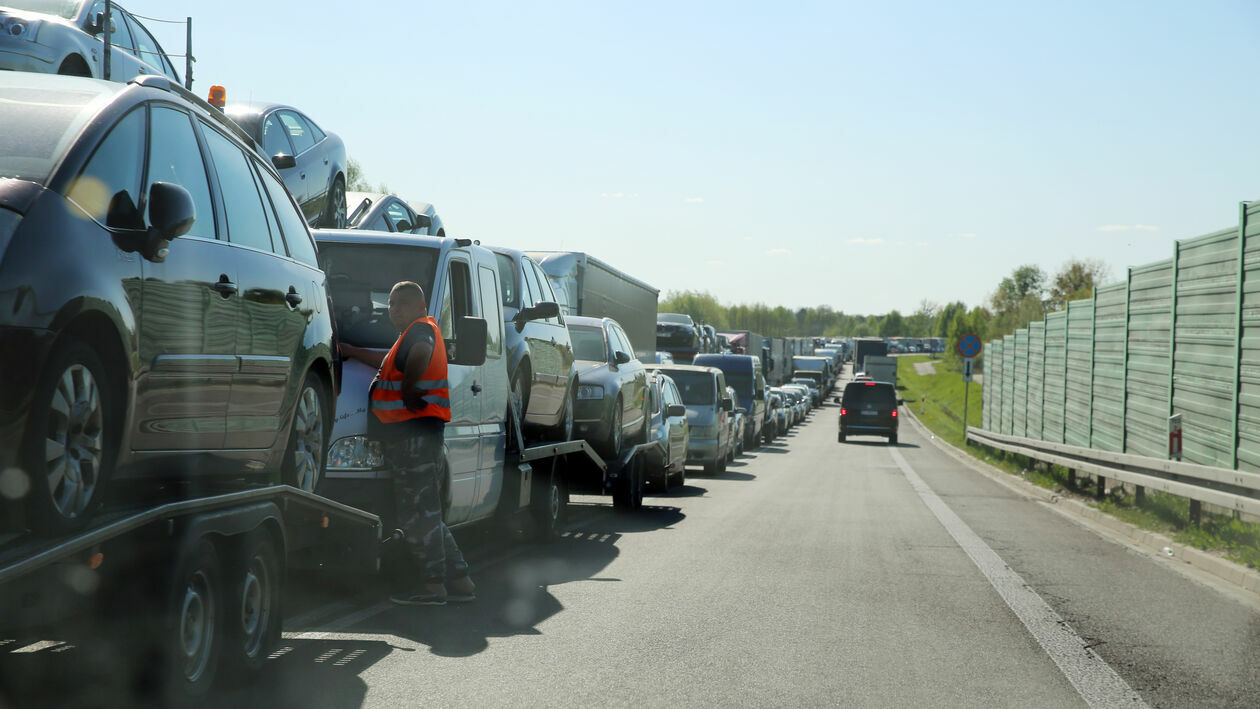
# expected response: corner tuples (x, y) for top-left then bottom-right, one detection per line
(840, 408), (847, 416)
(864, 382), (876, 386)
(891, 410), (897, 417)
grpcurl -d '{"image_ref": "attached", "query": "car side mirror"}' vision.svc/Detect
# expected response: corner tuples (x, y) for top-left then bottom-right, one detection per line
(532, 301), (560, 320)
(898, 398), (905, 406)
(721, 397), (733, 411)
(450, 316), (487, 366)
(667, 404), (686, 418)
(834, 396), (841, 404)
(412, 214), (433, 232)
(271, 154), (297, 170)
(614, 351), (632, 365)
(144, 182), (195, 262)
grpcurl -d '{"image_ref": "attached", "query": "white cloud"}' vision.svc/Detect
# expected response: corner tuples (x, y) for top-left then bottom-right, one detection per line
(766, 248), (792, 256)
(1097, 224), (1159, 232)
(848, 238), (885, 245)
(705, 259), (726, 266)
(684, 197), (705, 204)
(957, 232), (978, 239)
(600, 192), (639, 199)
(742, 236), (753, 242)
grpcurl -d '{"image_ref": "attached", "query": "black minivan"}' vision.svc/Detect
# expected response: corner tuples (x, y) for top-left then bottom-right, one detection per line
(838, 380), (899, 445)
(0, 73), (337, 532)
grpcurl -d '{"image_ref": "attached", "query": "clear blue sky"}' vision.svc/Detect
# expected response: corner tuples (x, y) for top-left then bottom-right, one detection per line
(147, 0), (1260, 315)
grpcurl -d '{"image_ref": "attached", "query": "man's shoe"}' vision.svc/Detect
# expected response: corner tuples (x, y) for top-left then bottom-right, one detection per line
(390, 590), (446, 606)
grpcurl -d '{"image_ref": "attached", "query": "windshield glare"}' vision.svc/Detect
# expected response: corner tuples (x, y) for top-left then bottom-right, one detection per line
(0, 78), (115, 183)
(319, 243), (439, 348)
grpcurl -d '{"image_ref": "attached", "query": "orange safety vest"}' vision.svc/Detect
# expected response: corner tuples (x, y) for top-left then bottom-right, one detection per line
(369, 316), (452, 424)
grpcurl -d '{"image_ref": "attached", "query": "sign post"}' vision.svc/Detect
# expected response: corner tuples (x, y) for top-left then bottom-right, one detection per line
(957, 334), (982, 442)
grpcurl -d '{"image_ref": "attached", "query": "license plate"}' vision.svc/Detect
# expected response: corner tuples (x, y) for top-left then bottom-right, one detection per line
(862, 410), (879, 416)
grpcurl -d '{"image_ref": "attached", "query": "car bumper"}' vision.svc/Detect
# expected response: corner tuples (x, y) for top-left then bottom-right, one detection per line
(0, 41), (61, 74)
(574, 398), (612, 443)
(840, 421), (898, 436)
(686, 437), (722, 464)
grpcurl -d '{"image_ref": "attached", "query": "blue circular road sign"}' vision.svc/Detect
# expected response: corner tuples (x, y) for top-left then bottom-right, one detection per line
(957, 334), (982, 358)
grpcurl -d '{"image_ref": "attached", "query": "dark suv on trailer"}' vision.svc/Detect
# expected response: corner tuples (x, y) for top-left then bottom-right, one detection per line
(838, 380), (899, 445)
(0, 73), (337, 532)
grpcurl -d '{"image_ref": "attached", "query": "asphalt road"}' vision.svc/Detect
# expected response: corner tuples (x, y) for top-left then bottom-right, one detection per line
(4, 376), (1259, 708)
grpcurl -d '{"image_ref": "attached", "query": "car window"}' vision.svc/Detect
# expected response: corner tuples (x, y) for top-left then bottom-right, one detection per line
(255, 163), (319, 267)
(147, 106), (215, 240)
(278, 111), (316, 154)
(521, 259), (543, 307)
(304, 117), (326, 143)
(495, 253), (517, 308)
(125, 12), (177, 81)
(668, 370), (716, 406)
(529, 260), (560, 321)
(437, 276), (452, 338)
(66, 106), (145, 230)
(569, 325), (607, 362)
(100, 4), (135, 51)
(438, 258), (474, 341)
(385, 201), (414, 232)
(363, 212), (389, 232)
(202, 129), (276, 253)
(260, 114), (291, 158)
(611, 324), (633, 356)
(478, 266), (503, 356)
(843, 382), (896, 408)
(649, 380), (660, 415)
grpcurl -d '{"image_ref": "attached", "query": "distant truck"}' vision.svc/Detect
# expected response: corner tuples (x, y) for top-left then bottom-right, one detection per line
(719, 330), (766, 366)
(531, 251), (660, 360)
(792, 355), (835, 393)
(862, 355), (898, 387)
(853, 337), (889, 372)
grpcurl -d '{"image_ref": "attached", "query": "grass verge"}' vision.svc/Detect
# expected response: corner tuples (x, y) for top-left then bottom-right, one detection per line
(896, 354), (1260, 570)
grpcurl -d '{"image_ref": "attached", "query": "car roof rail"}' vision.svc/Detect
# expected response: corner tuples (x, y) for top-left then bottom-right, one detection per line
(128, 75), (264, 156)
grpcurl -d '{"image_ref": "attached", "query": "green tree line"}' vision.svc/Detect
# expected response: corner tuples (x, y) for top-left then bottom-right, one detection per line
(659, 259), (1108, 367)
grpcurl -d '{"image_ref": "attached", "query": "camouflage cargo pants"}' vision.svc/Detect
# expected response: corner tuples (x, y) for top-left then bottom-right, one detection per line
(383, 433), (469, 584)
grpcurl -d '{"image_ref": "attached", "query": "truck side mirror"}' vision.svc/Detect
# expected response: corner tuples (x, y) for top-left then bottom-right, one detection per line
(667, 404), (687, 418)
(721, 397), (733, 411)
(450, 316), (487, 366)
(614, 351), (632, 365)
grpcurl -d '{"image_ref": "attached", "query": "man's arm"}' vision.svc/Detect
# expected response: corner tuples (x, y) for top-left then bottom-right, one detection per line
(400, 337), (436, 412)
(339, 343), (387, 369)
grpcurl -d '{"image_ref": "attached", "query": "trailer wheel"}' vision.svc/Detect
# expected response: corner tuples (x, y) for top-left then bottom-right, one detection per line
(612, 457), (643, 510)
(531, 462), (566, 543)
(140, 538), (224, 704)
(224, 527), (282, 679)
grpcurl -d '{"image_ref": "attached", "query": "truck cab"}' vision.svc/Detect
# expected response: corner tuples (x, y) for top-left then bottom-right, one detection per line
(315, 232), (516, 527)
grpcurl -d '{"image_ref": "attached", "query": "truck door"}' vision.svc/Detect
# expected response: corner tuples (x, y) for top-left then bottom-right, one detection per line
(472, 262), (509, 519)
(435, 256), (478, 524)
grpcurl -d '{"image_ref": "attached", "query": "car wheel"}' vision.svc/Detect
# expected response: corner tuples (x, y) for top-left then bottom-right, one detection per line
(551, 386), (575, 442)
(321, 177), (347, 228)
(612, 457), (641, 510)
(889, 433), (898, 446)
(149, 538), (224, 705)
(223, 527), (282, 679)
(838, 431), (846, 443)
(23, 340), (115, 533)
(283, 372), (328, 493)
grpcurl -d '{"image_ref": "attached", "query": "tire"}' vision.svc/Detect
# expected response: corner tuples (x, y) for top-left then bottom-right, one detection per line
(321, 177), (347, 228)
(149, 538), (225, 705)
(531, 463), (566, 543)
(22, 340), (116, 533)
(838, 431), (846, 443)
(222, 528), (282, 679)
(668, 461), (686, 488)
(550, 385), (575, 442)
(282, 372), (329, 493)
(613, 458), (643, 510)
(717, 455), (727, 474)
(889, 433), (898, 446)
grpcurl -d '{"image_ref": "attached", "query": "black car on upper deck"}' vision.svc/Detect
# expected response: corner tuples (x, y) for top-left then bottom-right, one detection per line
(224, 100), (347, 229)
(0, 72), (337, 532)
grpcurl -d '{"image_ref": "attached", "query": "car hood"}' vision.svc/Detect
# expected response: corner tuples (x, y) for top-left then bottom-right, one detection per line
(575, 359), (611, 379)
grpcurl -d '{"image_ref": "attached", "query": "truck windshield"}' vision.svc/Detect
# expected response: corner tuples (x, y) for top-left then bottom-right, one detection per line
(667, 370), (716, 406)
(318, 243), (439, 349)
(658, 314), (691, 325)
(569, 325), (607, 362)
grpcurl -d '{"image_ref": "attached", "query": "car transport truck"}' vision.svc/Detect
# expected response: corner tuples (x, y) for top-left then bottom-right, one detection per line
(529, 251), (660, 360)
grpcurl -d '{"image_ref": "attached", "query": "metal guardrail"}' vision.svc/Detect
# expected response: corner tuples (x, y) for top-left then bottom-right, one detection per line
(965, 427), (1260, 518)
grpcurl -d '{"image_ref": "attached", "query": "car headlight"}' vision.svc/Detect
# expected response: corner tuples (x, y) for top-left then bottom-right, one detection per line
(1, 17), (41, 42)
(577, 384), (604, 400)
(327, 436), (384, 470)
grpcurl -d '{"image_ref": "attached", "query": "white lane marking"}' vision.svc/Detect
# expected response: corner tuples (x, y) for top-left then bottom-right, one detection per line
(890, 446), (1148, 709)
(10, 640), (66, 653)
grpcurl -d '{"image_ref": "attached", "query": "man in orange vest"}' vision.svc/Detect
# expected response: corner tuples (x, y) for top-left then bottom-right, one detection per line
(340, 281), (475, 605)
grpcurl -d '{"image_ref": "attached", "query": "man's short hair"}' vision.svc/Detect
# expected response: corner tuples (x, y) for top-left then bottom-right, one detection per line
(390, 281), (427, 307)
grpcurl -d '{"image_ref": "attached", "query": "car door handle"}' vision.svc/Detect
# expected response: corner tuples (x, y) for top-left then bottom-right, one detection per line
(285, 287), (303, 307)
(471, 382), (482, 394)
(323, 158), (329, 165)
(300, 172), (306, 180)
(213, 276), (237, 297)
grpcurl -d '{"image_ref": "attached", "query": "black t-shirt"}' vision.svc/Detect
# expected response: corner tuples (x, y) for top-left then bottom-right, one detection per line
(370, 320), (446, 441)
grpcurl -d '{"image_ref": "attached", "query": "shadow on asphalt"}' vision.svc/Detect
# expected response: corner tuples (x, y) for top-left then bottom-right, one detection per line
(659, 483), (708, 498)
(840, 440), (920, 449)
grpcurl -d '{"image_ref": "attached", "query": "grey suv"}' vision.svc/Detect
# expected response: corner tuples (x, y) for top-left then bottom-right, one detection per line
(0, 72), (337, 532)
(0, 1), (182, 83)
